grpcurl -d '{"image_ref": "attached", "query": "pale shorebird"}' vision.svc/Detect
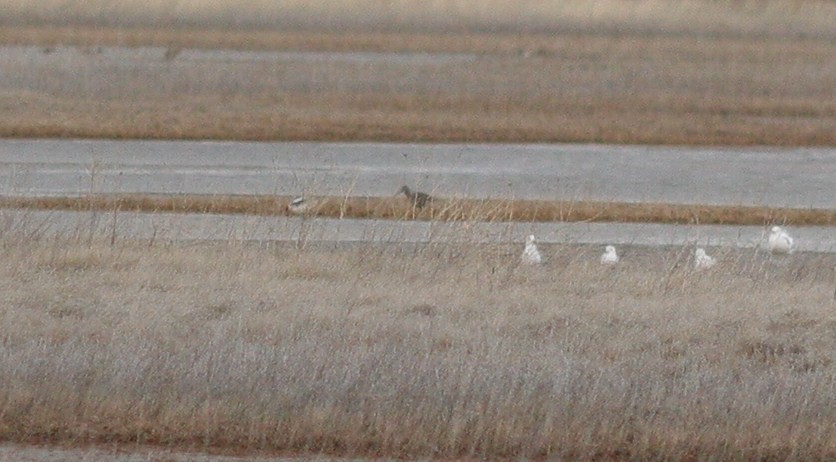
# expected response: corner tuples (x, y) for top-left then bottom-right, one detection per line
(521, 235), (542, 265)
(767, 226), (794, 254)
(398, 185), (432, 208)
(600, 245), (619, 265)
(287, 196), (309, 215)
(694, 248), (716, 270)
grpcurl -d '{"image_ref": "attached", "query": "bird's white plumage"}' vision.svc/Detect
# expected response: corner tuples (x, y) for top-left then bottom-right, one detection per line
(694, 248), (716, 270)
(767, 226), (794, 254)
(287, 196), (309, 215)
(521, 235), (542, 265)
(600, 245), (619, 265)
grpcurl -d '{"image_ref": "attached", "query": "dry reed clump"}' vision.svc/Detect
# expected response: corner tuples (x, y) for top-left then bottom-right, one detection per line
(0, 230), (835, 460)
(2, 194), (834, 227)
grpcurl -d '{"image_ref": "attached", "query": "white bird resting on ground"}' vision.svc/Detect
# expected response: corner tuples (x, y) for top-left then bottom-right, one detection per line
(767, 226), (794, 254)
(694, 248), (716, 270)
(287, 196), (309, 215)
(521, 235), (542, 265)
(600, 245), (619, 265)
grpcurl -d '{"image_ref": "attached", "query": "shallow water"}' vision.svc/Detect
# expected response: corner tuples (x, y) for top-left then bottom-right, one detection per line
(3, 209), (834, 253)
(1, 139), (834, 208)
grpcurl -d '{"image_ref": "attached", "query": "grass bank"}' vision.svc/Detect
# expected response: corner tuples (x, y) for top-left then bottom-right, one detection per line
(1, 232), (834, 459)
(2, 194), (835, 227)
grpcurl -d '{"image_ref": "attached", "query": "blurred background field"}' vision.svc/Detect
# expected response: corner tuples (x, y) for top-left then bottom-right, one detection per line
(0, 0), (833, 145)
(2, 0), (834, 37)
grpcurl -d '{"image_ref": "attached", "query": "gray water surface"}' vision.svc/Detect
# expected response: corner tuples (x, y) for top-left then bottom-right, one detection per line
(2, 139), (834, 208)
(3, 209), (833, 253)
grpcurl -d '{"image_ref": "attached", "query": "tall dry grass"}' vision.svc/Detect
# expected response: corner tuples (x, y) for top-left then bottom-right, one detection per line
(0, 224), (834, 459)
(2, 194), (835, 226)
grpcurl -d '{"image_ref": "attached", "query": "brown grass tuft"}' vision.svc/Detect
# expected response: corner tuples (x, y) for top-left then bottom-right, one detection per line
(2, 194), (834, 226)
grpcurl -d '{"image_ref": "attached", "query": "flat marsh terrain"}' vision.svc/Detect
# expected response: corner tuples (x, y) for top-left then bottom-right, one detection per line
(1, 0), (834, 145)
(2, 2), (835, 460)
(1, 233), (835, 460)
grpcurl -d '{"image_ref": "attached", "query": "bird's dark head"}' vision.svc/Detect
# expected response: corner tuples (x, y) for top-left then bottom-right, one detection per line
(398, 185), (411, 195)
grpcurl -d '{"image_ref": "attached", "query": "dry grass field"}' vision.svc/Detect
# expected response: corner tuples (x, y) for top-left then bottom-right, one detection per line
(0, 1), (834, 145)
(1, 2), (835, 459)
(1, 229), (835, 460)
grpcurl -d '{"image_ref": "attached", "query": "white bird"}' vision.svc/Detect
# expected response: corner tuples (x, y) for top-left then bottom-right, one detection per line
(767, 226), (794, 254)
(694, 248), (716, 270)
(287, 196), (309, 215)
(600, 245), (619, 265)
(521, 235), (542, 265)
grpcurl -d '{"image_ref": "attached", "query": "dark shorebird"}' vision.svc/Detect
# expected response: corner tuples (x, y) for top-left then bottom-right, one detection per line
(398, 185), (432, 208)
(164, 47), (182, 61)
